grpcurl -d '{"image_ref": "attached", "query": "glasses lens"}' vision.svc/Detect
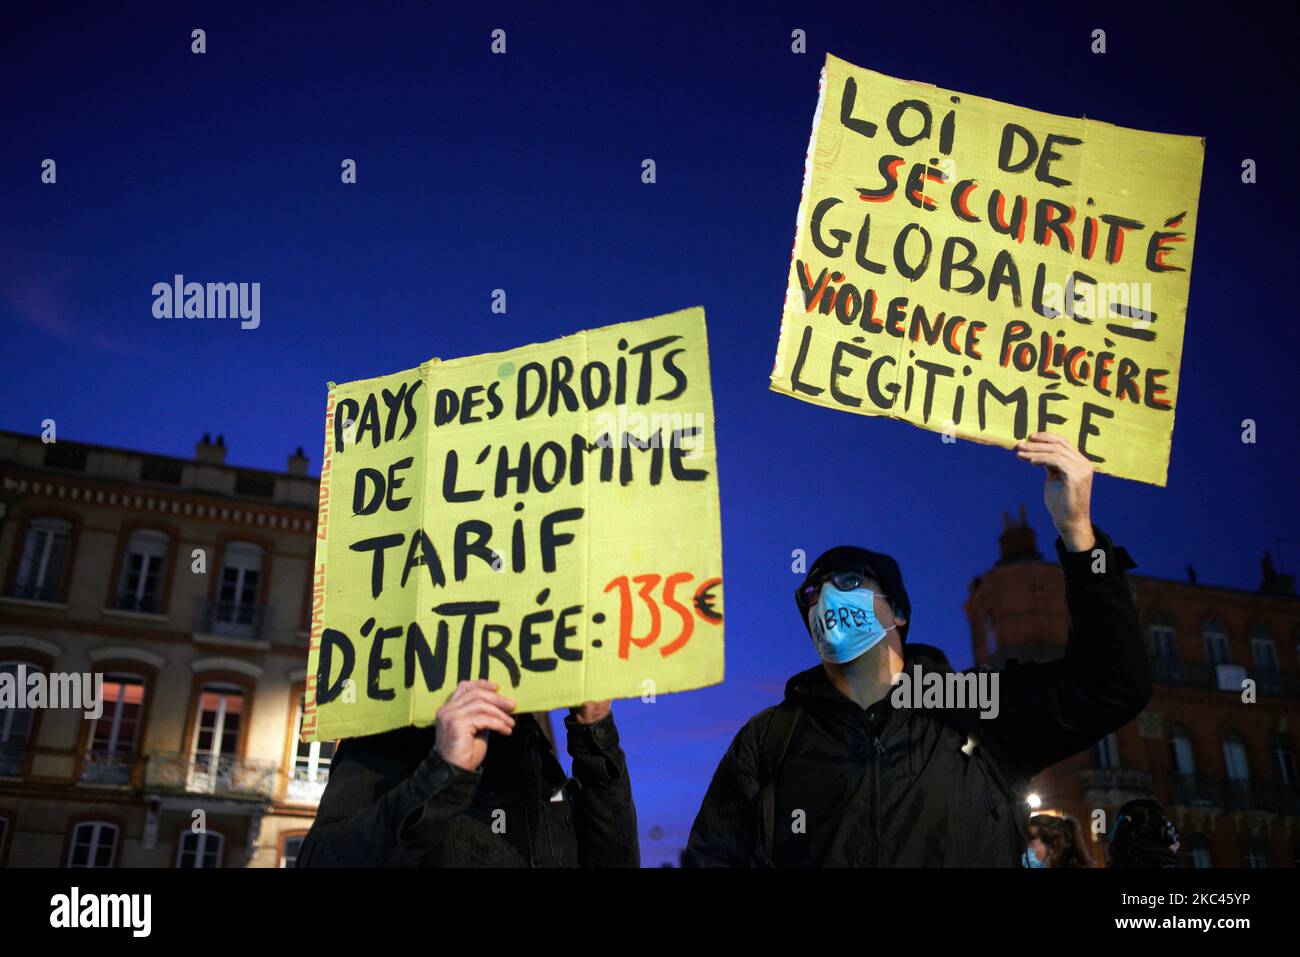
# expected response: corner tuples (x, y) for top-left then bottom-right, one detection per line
(802, 570), (874, 604)
(831, 571), (865, 592)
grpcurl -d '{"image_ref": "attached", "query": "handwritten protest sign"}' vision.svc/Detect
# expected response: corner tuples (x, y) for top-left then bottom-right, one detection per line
(771, 55), (1203, 486)
(302, 308), (723, 742)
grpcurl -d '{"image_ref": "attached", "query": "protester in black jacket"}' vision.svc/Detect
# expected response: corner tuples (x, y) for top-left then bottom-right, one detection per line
(685, 432), (1152, 867)
(297, 681), (639, 867)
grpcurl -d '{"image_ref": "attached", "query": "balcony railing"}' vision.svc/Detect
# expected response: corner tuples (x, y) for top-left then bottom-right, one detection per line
(195, 597), (272, 643)
(1264, 781), (1300, 816)
(1169, 772), (1221, 809)
(144, 752), (276, 800)
(1224, 777), (1277, 813)
(1252, 668), (1300, 700)
(1150, 657), (1216, 690)
(1079, 768), (1154, 800)
(1151, 657), (1300, 700)
(1168, 773), (1298, 816)
(287, 765), (331, 803)
(80, 751), (136, 786)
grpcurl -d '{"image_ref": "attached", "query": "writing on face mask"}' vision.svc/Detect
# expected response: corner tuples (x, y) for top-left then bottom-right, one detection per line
(811, 603), (876, 641)
(807, 585), (895, 665)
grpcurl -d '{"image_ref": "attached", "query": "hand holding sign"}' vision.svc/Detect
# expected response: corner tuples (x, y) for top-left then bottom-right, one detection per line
(435, 679), (517, 772)
(1015, 432), (1096, 553)
(569, 700), (612, 725)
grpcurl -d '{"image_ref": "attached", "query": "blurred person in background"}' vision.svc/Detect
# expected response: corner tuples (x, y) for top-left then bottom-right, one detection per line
(1024, 814), (1094, 867)
(1106, 798), (1180, 869)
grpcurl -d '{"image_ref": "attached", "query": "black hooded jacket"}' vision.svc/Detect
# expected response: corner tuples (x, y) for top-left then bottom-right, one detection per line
(296, 711), (639, 867)
(684, 524), (1151, 867)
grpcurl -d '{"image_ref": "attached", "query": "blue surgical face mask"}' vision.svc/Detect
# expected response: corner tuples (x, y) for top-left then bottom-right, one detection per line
(807, 585), (896, 664)
(1021, 848), (1045, 869)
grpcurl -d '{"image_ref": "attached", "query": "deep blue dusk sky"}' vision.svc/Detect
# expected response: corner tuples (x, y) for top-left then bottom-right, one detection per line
(3, 4), (1297, 864)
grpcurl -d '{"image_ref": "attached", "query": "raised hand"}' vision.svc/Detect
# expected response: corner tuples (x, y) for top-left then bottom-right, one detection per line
(1014, 432), (1096, 553)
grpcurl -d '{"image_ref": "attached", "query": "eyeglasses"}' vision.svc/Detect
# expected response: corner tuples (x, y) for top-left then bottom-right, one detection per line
(797, 569), (877, 608)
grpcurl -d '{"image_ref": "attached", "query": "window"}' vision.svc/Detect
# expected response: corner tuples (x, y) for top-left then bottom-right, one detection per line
(116, 530), (169, 613)
(1222, 730), (1251, 781)
(289, 695), (334, 802)
(1169, 726), (1196, 775)
(1244, 837), (1268, 868)
(1275, 736), (1297, 786)
(1203, 622), (1230, 665)
(13, 517), (71, 601)
(1188, 834), (1212, 868)
(281, 834), (304, 868)
(0, 662), (42, 777)
(1250, 627), (1278, 671)
(213, 542), (263, 636)
(189, 684), (245, 791)
(984, 615), (997, 656)
(176, 830), (223, 868)
(1093, 732), (1119, 769)
(1150, 622), (1177, 659)
(68, 821), (118, 868)
(1222, 730), (1255, 809)
(83, 675), (146, 785)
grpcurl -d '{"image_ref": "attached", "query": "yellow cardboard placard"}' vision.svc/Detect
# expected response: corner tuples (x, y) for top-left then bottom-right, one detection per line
(302, 308), (723, 742)
(772, 55), (1204, 486)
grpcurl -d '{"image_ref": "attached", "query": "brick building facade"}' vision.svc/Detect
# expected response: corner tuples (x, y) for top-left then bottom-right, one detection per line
(0, 430), (328, 867)
(965, 507), (1300, 867)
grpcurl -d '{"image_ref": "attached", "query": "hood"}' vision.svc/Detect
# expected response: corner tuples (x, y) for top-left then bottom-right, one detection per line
(796, 545), (912, 642)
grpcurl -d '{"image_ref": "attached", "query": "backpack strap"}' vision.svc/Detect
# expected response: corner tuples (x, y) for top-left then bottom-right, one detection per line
(757, 703), (802, 865)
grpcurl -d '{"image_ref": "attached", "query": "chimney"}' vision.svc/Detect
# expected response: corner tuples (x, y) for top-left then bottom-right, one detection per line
(1261, 551), (1296, 597)
(996, 503), (1041, 565)
(1187, 564), (1197, 586)
(288, 446), (310, 476)
(196, 433), (228, 466)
